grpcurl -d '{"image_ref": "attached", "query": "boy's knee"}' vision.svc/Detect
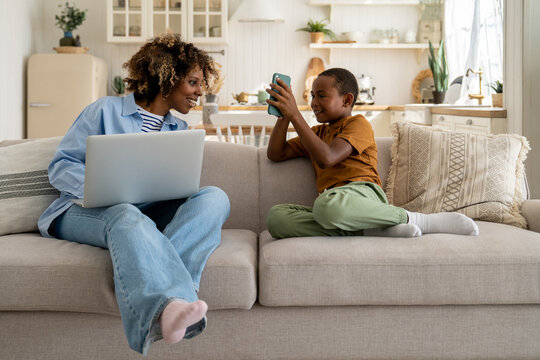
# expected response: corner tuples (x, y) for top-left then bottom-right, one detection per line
(266, 204), (293, 239)
(313, 193), (346, 229)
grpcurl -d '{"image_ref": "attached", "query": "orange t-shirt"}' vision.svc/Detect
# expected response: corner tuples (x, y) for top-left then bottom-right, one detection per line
(287, 114), (381, 193)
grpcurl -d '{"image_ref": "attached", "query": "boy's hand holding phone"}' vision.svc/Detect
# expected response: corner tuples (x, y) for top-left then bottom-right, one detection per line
(266, 73), (301, 121)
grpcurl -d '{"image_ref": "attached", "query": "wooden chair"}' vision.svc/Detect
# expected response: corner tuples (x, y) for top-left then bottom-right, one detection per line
(209, 113), (280, 147)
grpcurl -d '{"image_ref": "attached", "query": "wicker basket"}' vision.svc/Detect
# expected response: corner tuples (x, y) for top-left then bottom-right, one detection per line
(53, 46), (90, 54)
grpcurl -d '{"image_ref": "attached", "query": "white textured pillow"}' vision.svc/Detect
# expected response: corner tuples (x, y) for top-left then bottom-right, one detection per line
(0, 137), (62, 235)
(386, 122), (530, 228)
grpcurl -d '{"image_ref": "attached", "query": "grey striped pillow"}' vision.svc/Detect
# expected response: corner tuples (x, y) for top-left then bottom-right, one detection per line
(0, 137), (62, 235)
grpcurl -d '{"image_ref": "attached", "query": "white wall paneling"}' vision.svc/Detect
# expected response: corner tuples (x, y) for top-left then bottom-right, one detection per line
(37, 0), (427, 108)
(0, 0), (43, 140)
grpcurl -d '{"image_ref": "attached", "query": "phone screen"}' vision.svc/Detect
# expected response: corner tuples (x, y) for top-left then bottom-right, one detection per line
(268, 73), (291, 117)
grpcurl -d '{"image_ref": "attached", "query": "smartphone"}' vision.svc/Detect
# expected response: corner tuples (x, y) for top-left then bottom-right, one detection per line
(268, 73), (291, 117)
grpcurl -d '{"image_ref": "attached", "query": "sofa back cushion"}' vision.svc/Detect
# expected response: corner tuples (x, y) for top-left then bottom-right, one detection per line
(0, 139), (260, 234)
(201, 141), (260, 232)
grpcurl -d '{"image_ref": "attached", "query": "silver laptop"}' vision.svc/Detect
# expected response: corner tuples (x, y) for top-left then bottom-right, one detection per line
(72, 130), (205, 208)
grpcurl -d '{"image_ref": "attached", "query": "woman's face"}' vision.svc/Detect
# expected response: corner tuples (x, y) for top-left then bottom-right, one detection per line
(168, 69), (204, 114)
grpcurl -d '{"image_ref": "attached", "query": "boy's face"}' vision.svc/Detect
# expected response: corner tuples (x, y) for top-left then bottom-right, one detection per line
(310, 75), (352, 124)
(168, 69), (204, 114)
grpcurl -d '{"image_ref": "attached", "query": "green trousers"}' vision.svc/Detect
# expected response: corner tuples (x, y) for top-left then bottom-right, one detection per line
(267, 181), (408, 239)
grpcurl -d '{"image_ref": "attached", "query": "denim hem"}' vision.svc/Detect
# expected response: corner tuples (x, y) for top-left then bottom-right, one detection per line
(141, 297), (187, 356)
(183, 315), (207, 339)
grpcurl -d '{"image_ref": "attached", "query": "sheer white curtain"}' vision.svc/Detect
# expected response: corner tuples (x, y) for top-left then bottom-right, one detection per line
(444, 0), (503, 105)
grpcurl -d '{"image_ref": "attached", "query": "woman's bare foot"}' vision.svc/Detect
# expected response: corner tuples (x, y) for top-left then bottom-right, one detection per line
(160, 300), (208, 344)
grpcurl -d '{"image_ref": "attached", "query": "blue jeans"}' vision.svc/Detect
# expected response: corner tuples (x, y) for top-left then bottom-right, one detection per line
(51, 186), (230, 355)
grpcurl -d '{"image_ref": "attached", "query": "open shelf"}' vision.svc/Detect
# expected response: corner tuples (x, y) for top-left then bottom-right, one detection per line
(309, 43), (429, 49)
(309, 42), (437, 64)
(309, 0), (419, 5)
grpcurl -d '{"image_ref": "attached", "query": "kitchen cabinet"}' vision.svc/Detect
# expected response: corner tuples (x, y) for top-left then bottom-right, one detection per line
(107, 0), (227, 43)
(304, 110), (390, 137)
(431, 114), (507, 135)
(355, 111), (391, 137)
(107, 0), (148, 42)
(390, 107), (430, 126)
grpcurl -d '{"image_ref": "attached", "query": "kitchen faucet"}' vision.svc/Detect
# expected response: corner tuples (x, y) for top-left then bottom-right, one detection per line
(465, 68), (484, 105)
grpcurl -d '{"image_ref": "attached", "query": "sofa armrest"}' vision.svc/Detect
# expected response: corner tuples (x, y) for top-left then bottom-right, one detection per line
(522, 200), (540, 233)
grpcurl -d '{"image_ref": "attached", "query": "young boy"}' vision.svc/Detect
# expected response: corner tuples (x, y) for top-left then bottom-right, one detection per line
(265, 68), (479, 239)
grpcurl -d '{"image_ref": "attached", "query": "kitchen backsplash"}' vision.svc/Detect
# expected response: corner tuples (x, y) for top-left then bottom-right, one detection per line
(37, 0), (428, 106)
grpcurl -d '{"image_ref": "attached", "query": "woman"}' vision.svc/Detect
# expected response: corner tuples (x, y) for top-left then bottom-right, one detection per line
(38, 33), (230, 355)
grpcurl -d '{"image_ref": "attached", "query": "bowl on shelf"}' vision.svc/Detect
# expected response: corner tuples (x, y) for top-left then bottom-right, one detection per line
(342, 31), (366, 43)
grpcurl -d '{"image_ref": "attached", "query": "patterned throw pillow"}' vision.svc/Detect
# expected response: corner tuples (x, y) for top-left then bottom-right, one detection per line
(0, 137), (62, 235)
(386, 122), (530, 228)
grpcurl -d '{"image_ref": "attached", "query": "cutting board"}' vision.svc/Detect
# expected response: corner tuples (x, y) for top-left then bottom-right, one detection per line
(303, 57), (325, 102)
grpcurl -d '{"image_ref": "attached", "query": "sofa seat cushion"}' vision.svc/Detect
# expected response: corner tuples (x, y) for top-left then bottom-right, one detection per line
(0, 229), (257, 314)
(259, 222), (540, 306)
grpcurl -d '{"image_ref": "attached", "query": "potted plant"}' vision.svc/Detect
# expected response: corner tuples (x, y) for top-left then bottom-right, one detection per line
(112, 76), (126, 96)
(428, 39), (448, 104)
(297, 19), (336, 44)
(490, 80), (503, 107)
(55, 2), (88, 47)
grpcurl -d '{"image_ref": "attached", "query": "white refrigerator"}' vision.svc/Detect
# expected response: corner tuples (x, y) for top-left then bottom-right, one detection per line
(27, 54), (108, 138)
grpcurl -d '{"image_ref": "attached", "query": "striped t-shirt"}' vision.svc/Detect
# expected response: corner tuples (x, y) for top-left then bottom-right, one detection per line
(137, 106), (165, 132)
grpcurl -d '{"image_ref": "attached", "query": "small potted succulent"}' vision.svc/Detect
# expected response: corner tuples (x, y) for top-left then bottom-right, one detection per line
(297, 19), (336, 43)
(55, 2), (88, 47)
(428, 39), (448, 104)
(112, 76), (126, 96)
(490, 80), (503, 107)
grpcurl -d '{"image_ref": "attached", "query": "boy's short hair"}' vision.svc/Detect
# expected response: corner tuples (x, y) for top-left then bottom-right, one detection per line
(123, 33), (217, 106)
(318, 68), (359, 106)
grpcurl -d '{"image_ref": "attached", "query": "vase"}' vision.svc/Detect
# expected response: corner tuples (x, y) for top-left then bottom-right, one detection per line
(432, 90), (446, 104)
(310, 32), (324, 43)
(491, 93), (503, 107)
(203, 94), (219, 124)
(59, 31), (76, 46)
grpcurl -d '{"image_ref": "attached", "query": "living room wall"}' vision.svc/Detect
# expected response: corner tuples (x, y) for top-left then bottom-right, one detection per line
(36, 0), (425, 107)
(0, 0), (42, 140)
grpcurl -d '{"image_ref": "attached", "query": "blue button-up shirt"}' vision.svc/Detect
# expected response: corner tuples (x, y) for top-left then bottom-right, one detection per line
(38, 93), (188, 237)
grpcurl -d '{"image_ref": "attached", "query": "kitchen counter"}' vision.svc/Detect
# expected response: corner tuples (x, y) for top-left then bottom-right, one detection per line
(430, 107), (507, 118)
(193, 104), (506, 118)
(193, 105), (390, 111)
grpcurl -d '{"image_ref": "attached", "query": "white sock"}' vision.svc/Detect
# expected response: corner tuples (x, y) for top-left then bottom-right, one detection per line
(406, 211), (479, 235)
(364, 223), (422, 238)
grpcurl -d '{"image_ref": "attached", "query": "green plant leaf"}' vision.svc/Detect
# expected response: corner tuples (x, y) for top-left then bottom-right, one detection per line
(55, 2), (87, 32)
(428, 39), (448, 92)
(296, 18), (333, 34)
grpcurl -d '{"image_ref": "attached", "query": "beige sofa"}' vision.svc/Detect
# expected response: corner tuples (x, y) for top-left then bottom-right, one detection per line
(1, 137), (540, 360)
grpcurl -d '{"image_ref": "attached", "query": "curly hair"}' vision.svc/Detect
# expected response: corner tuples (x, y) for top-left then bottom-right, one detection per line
(123, 33), (218, 105)
(318, 68), (359, 106)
